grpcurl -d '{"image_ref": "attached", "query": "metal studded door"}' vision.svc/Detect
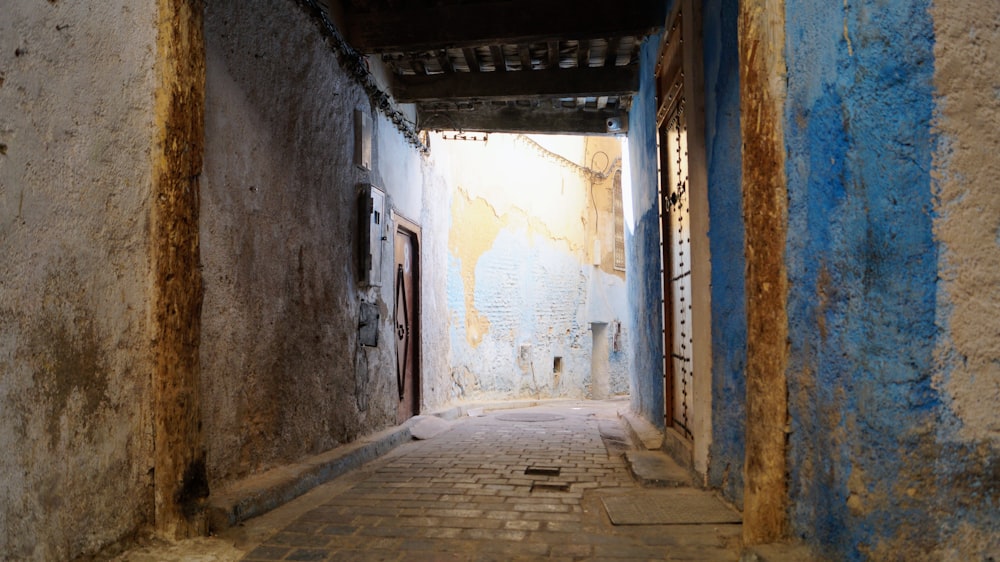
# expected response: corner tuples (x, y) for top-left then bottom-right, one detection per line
(656, 7), (694, 440)
(394, 218), (420, 425)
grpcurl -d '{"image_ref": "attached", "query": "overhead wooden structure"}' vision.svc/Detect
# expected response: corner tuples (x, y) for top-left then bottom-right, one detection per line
(326, 0), (666, 135)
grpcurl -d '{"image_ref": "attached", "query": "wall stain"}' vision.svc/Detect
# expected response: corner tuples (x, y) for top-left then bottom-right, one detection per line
(739, 0), (790, 544)
(449, 188), (582, 348)
(31, 315), (109, 450)
(151, 0), (207, 537)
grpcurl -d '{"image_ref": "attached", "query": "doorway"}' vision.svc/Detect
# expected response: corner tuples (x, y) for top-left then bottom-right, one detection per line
(657, 6), (694, 440)
(394, 214), (421, 424)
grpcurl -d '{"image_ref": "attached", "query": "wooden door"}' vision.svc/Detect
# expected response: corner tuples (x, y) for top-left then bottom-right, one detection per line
(394, 218), (420, 424)
(661, 107), (694, 439)
(657, 6), (694, 440)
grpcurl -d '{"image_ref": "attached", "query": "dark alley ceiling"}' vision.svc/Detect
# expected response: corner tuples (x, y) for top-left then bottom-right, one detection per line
(325, 0), (666, 135)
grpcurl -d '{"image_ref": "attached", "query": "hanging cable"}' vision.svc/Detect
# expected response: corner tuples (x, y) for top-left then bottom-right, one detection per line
(589, 151), (610, 233)
(514, 135), (620, 182)
(295, 0), (429, 153)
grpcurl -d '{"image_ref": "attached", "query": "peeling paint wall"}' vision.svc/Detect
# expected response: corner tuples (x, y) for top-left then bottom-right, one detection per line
(0, 1), (158, 558)
(201, 0), (442, 488)
(783, 0), (938, 556)
(440, 134), (629, 402)
(702, 0), (747, 509)
(626, 35), (666, 427)
(780, 0), (998, 558)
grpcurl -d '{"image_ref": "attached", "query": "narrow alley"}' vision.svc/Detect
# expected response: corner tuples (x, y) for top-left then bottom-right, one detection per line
(118, 400), (746, 561)
(2, 1), (997, 560)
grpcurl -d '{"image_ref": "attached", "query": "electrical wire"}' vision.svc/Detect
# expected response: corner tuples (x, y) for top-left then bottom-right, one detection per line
(295, 0), (428, 153)
(514, 135), (620, 181)
(590, 151), (610, 233)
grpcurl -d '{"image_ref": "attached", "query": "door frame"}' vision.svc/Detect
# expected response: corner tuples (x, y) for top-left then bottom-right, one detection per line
(654, 0), (713, 477)
(392, 211), (421, 422)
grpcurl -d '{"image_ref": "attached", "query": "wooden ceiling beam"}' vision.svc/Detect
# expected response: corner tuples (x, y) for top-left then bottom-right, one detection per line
(577, 39), (591, 68)
(436, 50), (455, 73)
(418, 106), (629, 135)
(462, 47), (481, 72)
(490, 45), (508, 72)
(605, 36), (621, 67)
(547, 41), (560, 70)
(518, 44), (532, 71)
(344, 0), (666, 53)
(393, 64), (639, 103)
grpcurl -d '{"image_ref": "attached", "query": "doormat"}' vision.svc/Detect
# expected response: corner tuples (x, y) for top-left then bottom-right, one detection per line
(601, 489), (742, 525)
(495, 413), (564, 422)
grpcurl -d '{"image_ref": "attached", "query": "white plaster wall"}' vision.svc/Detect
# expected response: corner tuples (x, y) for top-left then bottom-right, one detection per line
(440, 134), (630, 402)
(932, 0), (1000, 444)
(0, 1), (157, 558)
(418, 143), (455, 410)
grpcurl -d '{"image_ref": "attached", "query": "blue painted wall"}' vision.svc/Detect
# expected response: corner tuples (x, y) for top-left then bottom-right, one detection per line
(702, 0), (746, 508)
(626, 34), (665, 427)
(782, 1), (945, 558)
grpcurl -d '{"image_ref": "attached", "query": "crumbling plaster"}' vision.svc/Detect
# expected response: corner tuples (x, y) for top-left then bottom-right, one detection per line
(780, 0), (998, 559)
(702, 0), (746, 509)
(441, 134), (629, 402)
(783, 0), (939, 556)
(0, 1), (158, 558)
(626, 35), (666, 428)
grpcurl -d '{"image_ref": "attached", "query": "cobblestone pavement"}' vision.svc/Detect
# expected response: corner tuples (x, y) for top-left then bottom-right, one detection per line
(234, 401), (742, 561)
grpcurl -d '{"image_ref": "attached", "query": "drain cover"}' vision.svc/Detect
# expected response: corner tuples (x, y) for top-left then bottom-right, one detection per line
(525, 466), (561, 476)
(601, 489), (742, 525)
(496, 413), (565, 422)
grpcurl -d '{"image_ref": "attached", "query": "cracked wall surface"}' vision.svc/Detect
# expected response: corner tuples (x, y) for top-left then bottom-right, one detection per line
(440, 134), (629, 403)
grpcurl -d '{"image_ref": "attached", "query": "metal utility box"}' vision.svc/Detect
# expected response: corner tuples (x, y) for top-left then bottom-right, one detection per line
(358, 184), (385, 286)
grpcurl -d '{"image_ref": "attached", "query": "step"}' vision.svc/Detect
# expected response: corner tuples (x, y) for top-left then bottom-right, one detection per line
(623, 450), (692, 487)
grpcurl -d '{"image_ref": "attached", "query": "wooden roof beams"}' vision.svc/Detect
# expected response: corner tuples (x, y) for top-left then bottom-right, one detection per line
(332, 0), (665, 134)
(342, 0), (665, 54)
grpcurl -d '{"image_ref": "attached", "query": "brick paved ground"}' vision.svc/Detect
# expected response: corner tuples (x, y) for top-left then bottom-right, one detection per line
(237, 401), (742, 562)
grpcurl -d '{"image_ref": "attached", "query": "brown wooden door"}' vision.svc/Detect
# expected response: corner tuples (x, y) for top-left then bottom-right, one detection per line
(657, 6), (694, 440)
(394, 219), (420, 424)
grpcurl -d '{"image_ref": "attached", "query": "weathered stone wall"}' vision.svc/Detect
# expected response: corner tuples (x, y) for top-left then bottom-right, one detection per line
(625, 35), (666, 426)
(702, 0), (747, 508)
(781, 0), (998, 558)
(0, 1), (159, 558)
(930, 0), (1000, 557)
(201, 0), (436, 487)
(440, 134), (629, 402)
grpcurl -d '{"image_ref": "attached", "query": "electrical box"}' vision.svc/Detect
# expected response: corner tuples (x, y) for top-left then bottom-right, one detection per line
(359, 184), (385, 286)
